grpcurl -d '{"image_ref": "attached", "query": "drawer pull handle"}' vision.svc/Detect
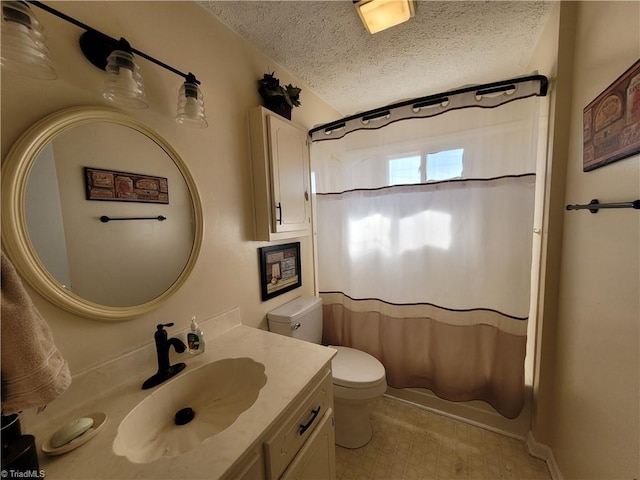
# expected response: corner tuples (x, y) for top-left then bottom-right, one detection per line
(299, 406), (321, 436)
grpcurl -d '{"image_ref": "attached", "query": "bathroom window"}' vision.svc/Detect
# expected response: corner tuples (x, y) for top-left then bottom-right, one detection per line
(388, 148), (464, 185)
(426, 148), (464, 181)
(388, 155), (421, 185)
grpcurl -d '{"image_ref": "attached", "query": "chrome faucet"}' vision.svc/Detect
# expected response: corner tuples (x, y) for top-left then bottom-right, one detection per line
(142, 323), (187, 390)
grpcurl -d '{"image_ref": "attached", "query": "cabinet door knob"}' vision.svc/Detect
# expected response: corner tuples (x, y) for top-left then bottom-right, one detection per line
(304, 191), (309, 201)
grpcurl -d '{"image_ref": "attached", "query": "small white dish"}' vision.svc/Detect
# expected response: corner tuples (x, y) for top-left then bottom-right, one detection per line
(42, 412), (107, 456)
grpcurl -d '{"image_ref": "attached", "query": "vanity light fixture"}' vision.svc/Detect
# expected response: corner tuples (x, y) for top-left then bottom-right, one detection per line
(2, 1), (207, 127)
(0, 1), (56, 79)
(101, 38), (148, 109)
(175, 73), (208, 128)
(354, 0), (415, 34)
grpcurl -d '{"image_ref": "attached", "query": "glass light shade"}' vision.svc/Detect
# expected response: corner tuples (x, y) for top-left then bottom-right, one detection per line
(1, 1), (56, 79)
(356, 0), (415, 34)
(175, 81), (207, 128)
(103, 49), (148, 109)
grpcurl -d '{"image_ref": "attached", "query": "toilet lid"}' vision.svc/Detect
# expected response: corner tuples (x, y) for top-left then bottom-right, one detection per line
(331, 346), (386, 389)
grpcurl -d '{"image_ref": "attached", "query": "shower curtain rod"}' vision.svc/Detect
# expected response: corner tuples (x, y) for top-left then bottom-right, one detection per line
(309, 74), (548, 142)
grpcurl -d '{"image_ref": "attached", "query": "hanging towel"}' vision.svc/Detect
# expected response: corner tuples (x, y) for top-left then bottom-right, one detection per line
(1, 251), (71, 415)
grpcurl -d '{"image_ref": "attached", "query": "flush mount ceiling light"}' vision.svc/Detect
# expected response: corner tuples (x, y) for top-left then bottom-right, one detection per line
(355, 0), (415, 34)
(1, 1), (207, 127)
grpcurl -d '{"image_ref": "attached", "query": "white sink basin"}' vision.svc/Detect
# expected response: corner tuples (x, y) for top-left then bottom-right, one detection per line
(112, 357), (267, 464)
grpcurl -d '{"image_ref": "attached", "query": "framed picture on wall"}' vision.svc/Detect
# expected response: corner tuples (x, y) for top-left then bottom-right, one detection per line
(583, 58), (640, 172)
(84, 167), (169, 203)
(258, 242), (301, 301)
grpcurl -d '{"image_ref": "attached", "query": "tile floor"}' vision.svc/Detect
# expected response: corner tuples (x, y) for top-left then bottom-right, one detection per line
(335, 396), (552, 480)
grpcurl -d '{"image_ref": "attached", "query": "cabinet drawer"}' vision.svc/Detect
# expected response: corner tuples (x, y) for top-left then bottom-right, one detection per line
(281, 409), (335, 480)
(264, 370), (333, 479)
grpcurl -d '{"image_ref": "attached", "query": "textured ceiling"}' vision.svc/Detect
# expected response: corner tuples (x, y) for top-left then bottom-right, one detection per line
(198, 1), (552, 116)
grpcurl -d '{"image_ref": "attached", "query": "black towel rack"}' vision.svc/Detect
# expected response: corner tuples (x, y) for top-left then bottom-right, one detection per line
(565, 199), (640, 214)
(100, 215), (167, 223)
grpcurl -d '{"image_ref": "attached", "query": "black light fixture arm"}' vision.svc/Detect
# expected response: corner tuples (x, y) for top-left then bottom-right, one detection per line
(27, 1), (200, 85)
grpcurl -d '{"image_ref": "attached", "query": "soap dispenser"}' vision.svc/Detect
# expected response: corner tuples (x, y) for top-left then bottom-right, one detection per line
(187, 316), (205, 355)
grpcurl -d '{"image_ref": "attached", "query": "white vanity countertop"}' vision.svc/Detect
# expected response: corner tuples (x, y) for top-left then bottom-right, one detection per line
(32, 312), (336, 480)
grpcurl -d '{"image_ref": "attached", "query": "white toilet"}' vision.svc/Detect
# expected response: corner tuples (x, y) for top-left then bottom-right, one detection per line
(267, 296), (387, 448)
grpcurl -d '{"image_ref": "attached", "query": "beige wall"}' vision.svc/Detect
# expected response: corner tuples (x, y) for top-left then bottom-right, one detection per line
(535, 2), (640, 478)
(3, 2), (639, 477)
(1, 1), (340, 373)
(51, 123), (193, 306)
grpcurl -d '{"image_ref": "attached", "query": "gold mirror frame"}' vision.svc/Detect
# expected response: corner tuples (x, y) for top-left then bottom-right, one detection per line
(1, 106), (204, 321)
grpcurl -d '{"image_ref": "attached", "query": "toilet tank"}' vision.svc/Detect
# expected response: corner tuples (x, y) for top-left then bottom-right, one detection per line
(267, 296), (323, 344)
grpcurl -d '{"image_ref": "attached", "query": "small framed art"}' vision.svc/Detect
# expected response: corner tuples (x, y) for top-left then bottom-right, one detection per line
(258, 242), (301, 301)
(84, 167), (169, 203)
(583, 59), (640, 172)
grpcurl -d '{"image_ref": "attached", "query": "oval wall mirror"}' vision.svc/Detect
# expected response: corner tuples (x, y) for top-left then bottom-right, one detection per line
(1, 107), (204, 321)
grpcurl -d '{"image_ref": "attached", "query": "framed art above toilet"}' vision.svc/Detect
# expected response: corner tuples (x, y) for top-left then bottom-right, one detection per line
(258, 242), (301, 301)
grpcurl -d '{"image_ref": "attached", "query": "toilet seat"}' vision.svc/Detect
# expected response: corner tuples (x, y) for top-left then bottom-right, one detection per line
(331, 346), (386, 389)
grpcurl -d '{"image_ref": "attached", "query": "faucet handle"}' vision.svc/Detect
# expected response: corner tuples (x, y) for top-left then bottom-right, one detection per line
(156, 323), (174, 331)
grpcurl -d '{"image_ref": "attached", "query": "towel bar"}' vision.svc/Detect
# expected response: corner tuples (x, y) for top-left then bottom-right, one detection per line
(100, 215), (167, 222)
(565, 199), (640, 214)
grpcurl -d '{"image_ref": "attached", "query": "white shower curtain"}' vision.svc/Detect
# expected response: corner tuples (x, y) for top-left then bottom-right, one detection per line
(312, 95), (541, 418)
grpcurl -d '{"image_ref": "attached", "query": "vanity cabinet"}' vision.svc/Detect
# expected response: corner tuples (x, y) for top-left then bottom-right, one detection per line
(249, 107), (312, 241)
(264, 369), (334, 479)
(224, 448), (266, 480)
(29, 319), (336, 480)
(280, 409), (335, 480)
(222, 367), (335, 480)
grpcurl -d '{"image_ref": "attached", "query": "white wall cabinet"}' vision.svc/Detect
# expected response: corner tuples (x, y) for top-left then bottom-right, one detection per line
(249, 107), (311, 241)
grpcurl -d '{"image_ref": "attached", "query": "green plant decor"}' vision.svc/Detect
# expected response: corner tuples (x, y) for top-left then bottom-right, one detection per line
(258, 72), (301, 119)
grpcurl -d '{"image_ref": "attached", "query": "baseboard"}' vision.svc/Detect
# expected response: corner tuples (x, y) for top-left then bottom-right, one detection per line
(526, 431), (563, 480)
